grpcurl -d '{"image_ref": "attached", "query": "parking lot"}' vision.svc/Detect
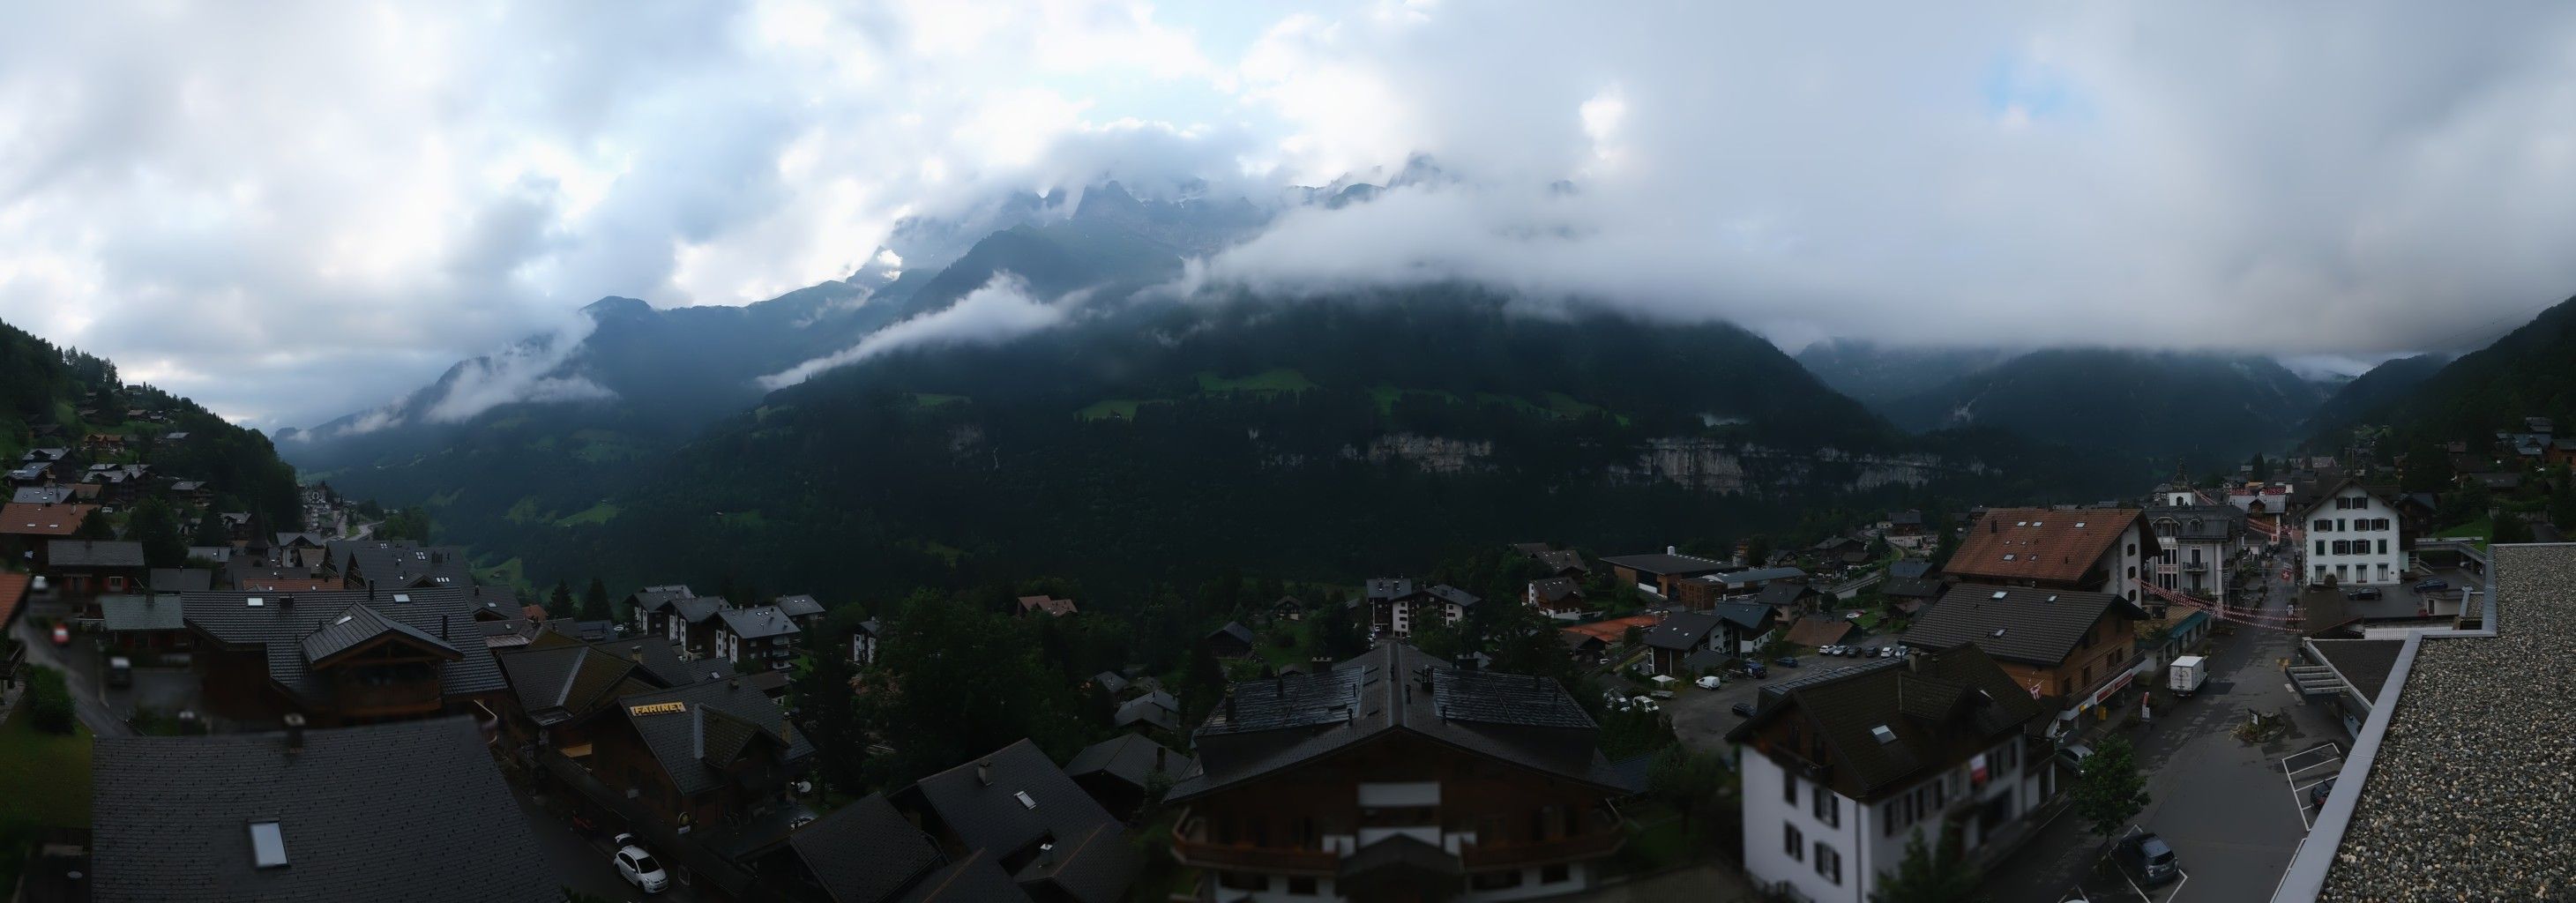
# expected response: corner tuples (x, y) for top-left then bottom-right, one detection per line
(1664, 646), (1901, 751)
(2281, 743), (2343, 831)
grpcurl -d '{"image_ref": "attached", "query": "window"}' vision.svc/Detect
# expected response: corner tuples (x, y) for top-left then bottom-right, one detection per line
(1882, 801), (1900, 836)
(1288, 877), (1319, 895)
(1785, 823), (1804, 861)
(1812, 790), (1839, 827)
(249, 820), (287, 869)
(2315, 541), (2326, 556)
(1218, 872), (1267, 892)
(2378, 540), (2388, 555)
(1541, 863), (1572, 884)
(2314, 519), (2330, 532)
(1784, 775), (1798, 806)
(1815, 843), (1843, 884)
(1470, 871), (1523, 891)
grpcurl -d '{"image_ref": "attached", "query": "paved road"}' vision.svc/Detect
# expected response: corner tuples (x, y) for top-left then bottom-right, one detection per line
(518, 789), (700, 902)
(7, 598), (135, 736)
(1667, 649), (1901, 752)
(1981, 547), (2336, 903)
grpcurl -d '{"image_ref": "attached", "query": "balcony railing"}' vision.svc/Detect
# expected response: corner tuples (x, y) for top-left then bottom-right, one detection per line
(1170, 813), (1340, 874)
(2182, 562), (2207, 573)
(1460, 830), (1624, 869)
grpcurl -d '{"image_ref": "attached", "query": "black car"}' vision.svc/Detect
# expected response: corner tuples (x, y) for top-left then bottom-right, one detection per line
(1731, 702), (1757, 718)
(2412, 578), (2449, 593)
(1773, 656), (1801, 668)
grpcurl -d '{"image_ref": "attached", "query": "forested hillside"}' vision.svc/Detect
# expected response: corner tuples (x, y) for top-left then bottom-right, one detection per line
(0, 316), (303, 529)
(367, 288), (2119, 607)
(1878, 347), (2327, 472)
(2318, 295), (2576, 450)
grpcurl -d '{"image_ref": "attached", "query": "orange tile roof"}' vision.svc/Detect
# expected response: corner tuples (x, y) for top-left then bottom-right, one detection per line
(0, 503), (96, 536)
(1945, 508), (2152, 585)
(0, 571), (26, 627)
(1557, 613), (1662, 644)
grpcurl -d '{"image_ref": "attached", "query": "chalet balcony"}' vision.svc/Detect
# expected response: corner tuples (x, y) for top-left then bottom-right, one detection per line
(1170, 812), (1340, 875)
(1460, 806), (1626, 869)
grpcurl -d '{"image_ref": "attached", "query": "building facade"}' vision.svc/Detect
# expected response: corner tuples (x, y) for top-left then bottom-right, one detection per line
(2298, 481), (2405, 586)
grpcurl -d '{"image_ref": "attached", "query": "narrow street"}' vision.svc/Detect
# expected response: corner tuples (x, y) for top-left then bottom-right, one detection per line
(1979, 548), (2335, 902)
(7, 596), (136, 737)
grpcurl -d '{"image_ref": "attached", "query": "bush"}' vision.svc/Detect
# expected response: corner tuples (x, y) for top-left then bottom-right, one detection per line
(24, 666), (74, 735)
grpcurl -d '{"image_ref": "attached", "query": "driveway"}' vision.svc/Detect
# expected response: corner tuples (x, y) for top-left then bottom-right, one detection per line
(518, 787), (706, 902)
(7, 596), (135, 736)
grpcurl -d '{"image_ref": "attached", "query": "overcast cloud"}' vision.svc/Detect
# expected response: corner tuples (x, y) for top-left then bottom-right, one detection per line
(7, 1), (2576, 427)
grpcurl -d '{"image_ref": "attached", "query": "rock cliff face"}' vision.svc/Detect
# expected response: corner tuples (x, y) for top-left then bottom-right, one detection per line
(1329, 432), (1973, 493)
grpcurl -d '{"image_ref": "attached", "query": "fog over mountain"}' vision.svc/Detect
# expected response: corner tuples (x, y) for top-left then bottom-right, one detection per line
(9, 2), (2576, 429)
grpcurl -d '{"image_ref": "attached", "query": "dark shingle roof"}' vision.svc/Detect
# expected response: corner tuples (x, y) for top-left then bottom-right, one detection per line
(788, 793), (943, 903)
(494, 642), (661, 727)
(901, 739), (1128, 882)
(100, 594), (184, 632)
(1009, 819), (1138, 903)
(672, 593), (733, 624)
(895, 851), (1032, 903)
(1753, 580), (1818, 609)
(717, 604), (801, 640)
(1887, 560), (1932, 579)
(773, 593), (827, 618)
(1904, 584), (2147, 668)
(1708, 601), (1773, 633)
(182, 588), (504, 705)
(1172, 643), (1621, 802)
(90, 716), (556, 903)
(1206, 621), (1257, 646)
(1424, 584), (1481, 608)
(323, 540), (472, 590)
(614, 676), (814, 796)
(149, 568), (213, 593)
(1529, 577), (1581, 603)
(1064, 733), (1196, 791)
(1598, 553), (1729, 577)
(1363, 578), (1421, 601)
(1727, 645), (2042, 800)
(47, 540), (144, 567)
(1114, 691), (1180, 731)
(296, 604), (461, 667)
(1642, 611), (1721, 651)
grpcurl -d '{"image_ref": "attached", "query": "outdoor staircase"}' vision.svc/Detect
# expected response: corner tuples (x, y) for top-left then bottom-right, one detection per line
(2286, 663), (2348, 698)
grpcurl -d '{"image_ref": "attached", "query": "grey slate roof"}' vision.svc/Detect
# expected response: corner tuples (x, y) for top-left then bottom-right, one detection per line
(48, 540), (145, 568)
(1887, 560), (1933, 579)
(1090, 671), (1131, 697)
(181, 588), (505, 705)
(718, 604), (802, 640)
(672, 593), (734, 624)
(149, 567), (213, 593)
(1642, 611), (1722, 651)
(900, 738), (1128, 873)
(1170, 643), (1622, 802)
(1529, 577), (1582, 603)
(90, 716), (556, 903)
(1064, 732), (1196, 791)
(11, 486), (72, 504)
(1206, 621), (1257, 647)
(493, 641), (660, 727)
(1114, 690), (1181, 732)
(1707, 601), (1773, 633)
(1903, 584), (2147, 668)
(788, 792), (944, 903)
(627, 584), (696, 616)
(614, 676), (815, 796)
(1717, 565), (1807, 586)
(1363, 578), (1421, 601)
(100, 594), (184, 632)
(324, 540), (472, 590)
(1423, 584), (1481, 608)
(773, 593), (827, 618)
(896, 851), (1032, 903)
(296, 604), (461, 666)
(1753, 580), (1818, 609)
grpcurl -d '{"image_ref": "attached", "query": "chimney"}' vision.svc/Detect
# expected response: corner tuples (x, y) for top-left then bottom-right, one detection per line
(1223, 690), (1237, 722)
(283, 713), (306, 754)
(976, 759), (994, 787)
(1666, 545), (1677, 556)
(1155, 745), (1168, 772)
(629, 644), (645, 663)
(1907, 650), (1923, 673)
(440, 614), (450, 640)
(279, 594), (294, 609)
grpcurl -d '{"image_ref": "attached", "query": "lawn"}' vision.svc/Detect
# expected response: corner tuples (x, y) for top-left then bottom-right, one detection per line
(1194, 369), (1318, 394)
(904, 392), (971, 409)
(717, 510), (769, 529)
(2437, 519), (2492, 549)
(554, 502), (622, 527)
(0, 698), (94, 829)
(1366, 385), (1461, 415)
(476, 556), (528, 590)
(1076, 399), (1170, 422)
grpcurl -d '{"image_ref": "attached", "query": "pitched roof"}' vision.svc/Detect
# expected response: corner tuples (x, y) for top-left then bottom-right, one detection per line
(626, 585), (697, 616)
(323, 540), (473, 590)
(1945, 508), (2149, 585)
(612, 676), (814, 796)
(1363, 578), (1421, 601)
(1882, 576), (1945, 600)
(0, 571), (28, 629)
(1597, 553), (1730, 577)
(1009, 819), (1139, 903)
(2144, 504), (2245, 541)
(1206, 621), (1257, 646)
(148, 568), (213, 593)
(773, 593), (827, 618)
(1708, 601), (1773, 633)
(296, 604), (463, 668)
(90, 716), (556, 903)
(787, 793), (944, 903)
(1529, 577), (1582, 604)
(1642, 611), (1722, 651)
(1782, 617), (1855, 648)
(181, 588), (506, 705)
(494, 642), (660, 727)
(904, 738), (1125, 864)
(1903, 584), (2147, 668)
(9, 487), (76, 505)
(1536, 549), (1588, 573)
(1753, 580), (1818, 609)
(1114, 691), (1181, 731)
(1725, 645), (2042, 800)
(717, 605), (802, 640)
(1424, 584), (1481, 608)
(895, 851), (1033, 903)
(1064, 732), (1196, 791)
(46, 539), (142, 567)
(1714, 566), (1807, 586)
(1170, 643), (1624, 802)
(672, 593), (734, 624)
(1015, 594), (1078, 616)
(1887, 560), (1932, 579)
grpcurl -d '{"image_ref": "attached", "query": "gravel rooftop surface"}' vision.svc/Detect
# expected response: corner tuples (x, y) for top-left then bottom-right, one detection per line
(2318, 544), (2576, 901)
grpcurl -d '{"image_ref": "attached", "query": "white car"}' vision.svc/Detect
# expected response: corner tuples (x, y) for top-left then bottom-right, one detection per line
(1694, 675), (1722, 690)
(612, 834), (668, 893)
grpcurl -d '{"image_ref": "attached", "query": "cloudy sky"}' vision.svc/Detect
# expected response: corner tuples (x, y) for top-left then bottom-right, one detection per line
(8, 1), (2576, 428)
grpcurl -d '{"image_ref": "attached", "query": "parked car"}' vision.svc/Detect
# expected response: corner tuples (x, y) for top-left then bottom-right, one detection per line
(2347, 586), (2383, 601)
(2116, 832), (2181, 885)
(1773, 656), (1801, 668)
(2058, 743), (2095, 771)
(2412, 578), (2449, 593)
(50, 623), (71, 646)
(613, 834), (669, 893)
(1694, 675), (1723, 690)
(2309, 777), (2336, 809)
(1730, 702), (1758, 718)
(107, 656), (132, 689)
(28, 575), (46, 593)
(1735, 661), (1768, 680)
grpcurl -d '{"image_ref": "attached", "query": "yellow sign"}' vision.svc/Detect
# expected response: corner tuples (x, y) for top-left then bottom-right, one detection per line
(629, 702), (687, 715)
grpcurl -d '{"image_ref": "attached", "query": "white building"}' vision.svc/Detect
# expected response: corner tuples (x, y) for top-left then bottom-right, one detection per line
(1729, 649), (2050, 902)
(2143, 504), (2246, 604)
(2297, 480), (2404, 586)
